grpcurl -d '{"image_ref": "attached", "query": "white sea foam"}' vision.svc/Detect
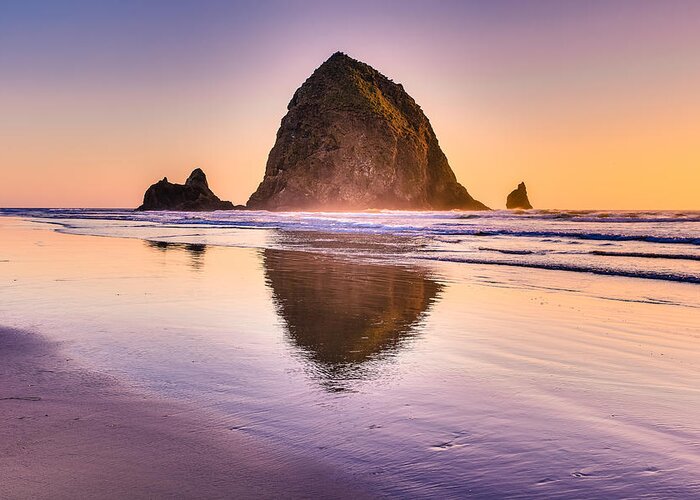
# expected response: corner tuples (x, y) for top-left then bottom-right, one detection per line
(2, 208), (699, 284)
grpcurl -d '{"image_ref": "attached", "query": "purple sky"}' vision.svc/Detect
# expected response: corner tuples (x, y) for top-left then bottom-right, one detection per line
(1, 0), (699, 208)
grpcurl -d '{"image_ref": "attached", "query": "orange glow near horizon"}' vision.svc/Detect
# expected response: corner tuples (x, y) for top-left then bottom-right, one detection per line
(1, 1), (699, 210)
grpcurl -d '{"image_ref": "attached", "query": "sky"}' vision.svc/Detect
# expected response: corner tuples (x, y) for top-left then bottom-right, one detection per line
(1, 0), (699, 209)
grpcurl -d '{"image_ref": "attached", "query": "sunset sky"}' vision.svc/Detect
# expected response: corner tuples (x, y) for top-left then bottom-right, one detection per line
(1, 0), (699, 209)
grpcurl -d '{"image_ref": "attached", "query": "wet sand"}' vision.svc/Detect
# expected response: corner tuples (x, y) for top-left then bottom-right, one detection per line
(1, 216), (699, 497)
(0, 326), (372, 499)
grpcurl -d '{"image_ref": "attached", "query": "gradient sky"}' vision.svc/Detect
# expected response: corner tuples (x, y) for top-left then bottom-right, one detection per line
(1, 0), (699, 209)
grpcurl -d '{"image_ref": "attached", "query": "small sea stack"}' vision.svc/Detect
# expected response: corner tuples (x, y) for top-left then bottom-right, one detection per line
(506, 182), (533, 209)
(137, 168), (236, 211)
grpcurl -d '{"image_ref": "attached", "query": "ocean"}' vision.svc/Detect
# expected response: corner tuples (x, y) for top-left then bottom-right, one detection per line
(3, 208), (699, 284)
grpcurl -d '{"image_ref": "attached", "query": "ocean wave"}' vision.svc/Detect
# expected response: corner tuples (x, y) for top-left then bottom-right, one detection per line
(5, 210), (700, 245)
(5, 209), (700, 243)
(432, 229), (700, 245)
(417, 256), (700, 285)
(477, 247), (538, 255)
(589, 250), (700, 261)
(2, 208), (699, 285)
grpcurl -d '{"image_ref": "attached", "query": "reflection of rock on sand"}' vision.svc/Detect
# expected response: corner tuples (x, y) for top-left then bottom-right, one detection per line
(146, 240), (207, 270)
(262, 249), (443, 389)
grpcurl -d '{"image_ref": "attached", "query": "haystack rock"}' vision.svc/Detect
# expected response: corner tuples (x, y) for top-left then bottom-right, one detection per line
(137, 168), (236, 211)
(247, 52), (487, 211)
(506, 182), (533, 209)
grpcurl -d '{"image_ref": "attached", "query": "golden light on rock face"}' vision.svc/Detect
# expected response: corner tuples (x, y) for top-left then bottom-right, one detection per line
(1, 1), (698, 209)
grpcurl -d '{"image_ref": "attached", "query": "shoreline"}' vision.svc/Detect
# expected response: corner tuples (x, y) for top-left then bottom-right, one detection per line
(0, 326), (374, 499)
(2, 215), (699, 497)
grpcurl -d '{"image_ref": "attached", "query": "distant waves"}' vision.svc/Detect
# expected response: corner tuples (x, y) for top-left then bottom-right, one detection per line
(2, 208), (699, 285)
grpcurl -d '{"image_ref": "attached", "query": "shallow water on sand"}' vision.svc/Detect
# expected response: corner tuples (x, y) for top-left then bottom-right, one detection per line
(1, 215), (699, 497)
(3, 208), (699, 284)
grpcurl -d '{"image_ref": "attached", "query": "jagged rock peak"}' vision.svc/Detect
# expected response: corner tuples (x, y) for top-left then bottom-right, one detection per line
(136, 168), (236, 211)
(185, 167), (209, 189)
(506, 181), (533, 209)
(247, 52), (487, 211)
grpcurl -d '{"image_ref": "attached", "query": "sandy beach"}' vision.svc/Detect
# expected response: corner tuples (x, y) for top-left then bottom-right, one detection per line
(3, 3), (699, 496)
(1, 214), (699, 498)
(0, 326), (372, 499)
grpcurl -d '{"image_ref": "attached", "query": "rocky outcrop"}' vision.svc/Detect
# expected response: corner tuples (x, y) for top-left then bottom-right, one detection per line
(506, 182), (533, 209)
(247, 52), (487, 211)
(137, 168), (236, 211)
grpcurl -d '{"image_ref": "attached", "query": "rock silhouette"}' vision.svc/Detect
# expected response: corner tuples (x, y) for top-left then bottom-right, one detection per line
(137, 168), (236, 211)
(506, 182), (533, 209)
(248, 52), (487, 211)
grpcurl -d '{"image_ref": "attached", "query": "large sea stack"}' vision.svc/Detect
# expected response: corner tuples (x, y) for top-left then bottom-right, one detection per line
(506, 182), (533, 209)
(247, 52), (487, 211)
(137, 168), (235, 211)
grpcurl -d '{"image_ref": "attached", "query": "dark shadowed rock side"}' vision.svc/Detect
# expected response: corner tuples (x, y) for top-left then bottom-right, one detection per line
(247, 52), (487, 211)
(506, 182), (533, 209)
(137, 168), (236, 211)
